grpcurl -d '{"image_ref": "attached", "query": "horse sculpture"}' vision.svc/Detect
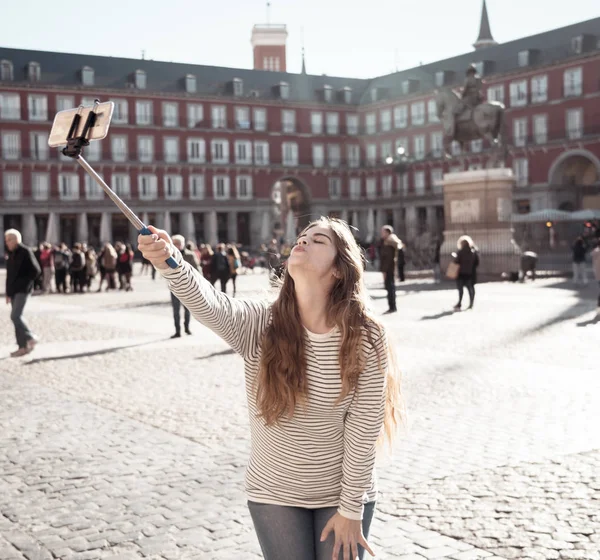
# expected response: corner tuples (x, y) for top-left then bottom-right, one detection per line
(435, 88), (505, 162)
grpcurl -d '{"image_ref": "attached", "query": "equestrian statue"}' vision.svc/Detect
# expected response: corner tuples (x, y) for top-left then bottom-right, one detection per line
(435, 64), (505, 161)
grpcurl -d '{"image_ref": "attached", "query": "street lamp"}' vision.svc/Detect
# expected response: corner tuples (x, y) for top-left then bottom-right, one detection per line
(385, 147), (413, 238)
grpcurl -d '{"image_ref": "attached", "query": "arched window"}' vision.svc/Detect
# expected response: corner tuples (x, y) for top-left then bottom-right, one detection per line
(0, 59), (14, 81)
(27, 61), (41, 82)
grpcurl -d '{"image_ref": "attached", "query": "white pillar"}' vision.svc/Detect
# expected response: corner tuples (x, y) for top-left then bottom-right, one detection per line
(405, 206), (418, 241)
(260, 210), (271, 244)
(340, 209), (349, 223)
(22, 213), (37, 247)
(45, 212), (60, 245)
(206, 210), (218, 246)
(141, 212), (149, 227)
(100, 212), (112, 244)
(426, 206), (437, 235)
(163, 211), (172, 234)
(181, 211), (194, 244)
(227, 211), (238, 243)
(77, 212), (88, 245)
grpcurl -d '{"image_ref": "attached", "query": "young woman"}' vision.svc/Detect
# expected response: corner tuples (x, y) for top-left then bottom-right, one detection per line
(138, 217), (402, 560)
(226, 244), (241, 297)
(452, 236), (478, 311)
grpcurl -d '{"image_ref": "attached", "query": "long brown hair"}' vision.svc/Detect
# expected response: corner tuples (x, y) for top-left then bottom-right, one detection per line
(255, 217), (403, 446)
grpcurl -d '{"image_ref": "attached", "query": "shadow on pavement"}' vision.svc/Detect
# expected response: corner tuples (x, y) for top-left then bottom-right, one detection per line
(576, 316), (600, 327)
(195, 349), (236, 360)
(420, 310), (457, 321)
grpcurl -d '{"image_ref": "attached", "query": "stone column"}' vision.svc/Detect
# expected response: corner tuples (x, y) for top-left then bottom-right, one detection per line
(259, 209), (271, 245)
(181, 211), (195, 244)
(405, 206), (418, 241)
(340, 209), (349, 223)
(426, 206), (438, 235)
(77, 212), (88, 245)
(227, 211), (238, 243)
(100, 212), (112, 244)
(22, 213), (37, 247)
(205, 210), (218, 246)
(129, 223), (138, 247)
(163, 211), (171, 234)
(0, 214), (4, 261)
(45, 212), (60, 245)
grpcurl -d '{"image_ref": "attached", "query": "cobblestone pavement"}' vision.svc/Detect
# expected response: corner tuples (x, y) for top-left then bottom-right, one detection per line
(1, 268), (599, 559)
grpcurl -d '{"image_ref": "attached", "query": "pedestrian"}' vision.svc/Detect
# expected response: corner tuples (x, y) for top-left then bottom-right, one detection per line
(200, 244), (214, 283)
(432, 238), (442, 284)
(169, 235), (202, 338)
(69, 243), (86, 293)
(138, 217), (402, 560)
(227, 244), (241, 297)
(117, 243), (134, 291)
(380, 225), (401, 314)
(39, 242), (54, 293)
(85, 248), (98, 291)
(453, 236), (477, 311)
(572, 236), (588, 285)
(53, 243), (70, 293)
(591, 242), (600, 318)
(4, 229), (41, 357)
(397, 239), (406, 283)
(211, 243), (230, 293)
(101, 243), (118, 290)
(32, 243), (43, 293)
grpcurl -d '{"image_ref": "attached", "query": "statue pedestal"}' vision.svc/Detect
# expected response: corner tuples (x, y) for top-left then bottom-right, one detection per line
(440, 168), (521, 279)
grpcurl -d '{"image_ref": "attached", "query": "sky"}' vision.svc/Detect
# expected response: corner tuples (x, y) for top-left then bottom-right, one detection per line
(2, 0), (598, 79)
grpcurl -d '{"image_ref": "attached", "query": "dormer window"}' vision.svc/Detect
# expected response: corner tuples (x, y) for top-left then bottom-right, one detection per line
(401, 79), (419, 95)
(473, 61), (485, 76)
(279, 81), (289, 100)
(134, 69), (146, 89)
(233, 78), (243, 96)
(435, 72), (445, 87)
(1, 60), (14, 81)
(81, 66), (94, 86)
(323, 85), (333, 102)
(185, 74), (197, 93)
(370, 88), (378, 102)
(571, 36), (583, 54)
(342, 86), (352, 104)
(27, 62), (41, 82)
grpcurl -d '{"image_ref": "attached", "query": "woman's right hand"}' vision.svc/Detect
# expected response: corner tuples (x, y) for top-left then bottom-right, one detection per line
(137, 226), (174, 270)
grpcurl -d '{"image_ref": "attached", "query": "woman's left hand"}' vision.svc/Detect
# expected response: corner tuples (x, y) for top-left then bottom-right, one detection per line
(320, 512), (375, 559)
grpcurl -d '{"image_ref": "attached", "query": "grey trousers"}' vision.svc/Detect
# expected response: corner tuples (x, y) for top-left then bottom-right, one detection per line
(10, 292), (35, 349)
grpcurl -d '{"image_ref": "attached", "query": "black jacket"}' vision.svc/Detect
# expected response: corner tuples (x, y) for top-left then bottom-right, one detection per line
(455, 246), (477, 276)
(6, 243), (42, 297)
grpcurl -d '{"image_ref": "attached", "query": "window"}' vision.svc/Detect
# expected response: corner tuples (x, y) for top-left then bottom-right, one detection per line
(451, 140), (461, 156)
(81, 96), (97, 108)
(312, 144), (324, 167)
(531, 75), (548, 103)
(235, 106), (250, 129)
(571, 36), (583, 54)
(431, 169), (444, 194)
(213, 176), (230, 200)
(513, 158), (528, 187)
(0, 60), (13, 81)
(518, 50), (530, 67)
(85, 139), (101, 162)
(253, 108), (266, 131)
(413, 135), (426, 160)
(56, 95), (74, 112)
(380, 110), (391, 132)
(370, 89), (378, 103)
(81, 66), (94, 86)
(396, 137), (408, 156)
(236, 175), (253, 200)
(282, 142), (299, 166)
(30, 132), (49, 160)
(311, 112), (323, 134)
(414, 171), (425, 195)
(365, 113), (376, 134)
(509, 80), (528, 107)
(32, 173), (49, 200)
(58, 173), (79, 200)
(366, 144), (377, 166)
(254, 141), (269, 165)
(0, 93), (20, 120)
(282, 110), (296, 133)
(326, 113), (339, 135)
(185, 74), (197, 93)
(394, 105), (408, 128)
(366, 178), (377, 199)
(233, 78), (243, 97)
(327, 144), (341, 167)
(346, 114), (359, 135)
(1, 131), (20, 159)
(263, 57), (280, 71)
(235, 140), (252, 164)
(323, 85), (332, 102)
(28, 94), (48, 121)
(382, 176), (393, 198)
(187, 138), (206, 163)
(328, 177), (341, 199)
(164, 175), (183, 200)
(164, 137), (179, 162)
(567, 108), (583, 139)
(513, 118), (528, 147)
(471, 139), (483, 153)
(431, 132), (443, 158)
(533, 115), (547, 144)
(427, 100), (439, 123)
(138, 174), (158, 200)
(380, 141), (392, 163)
(211, 105), (227, 128)
(135, 101), (153, 125)
(3, 172), (22, 201)
(111, 135), (128, 162)
(435, 72), (446, 87)
(487, 85), (504, 103)
(163, 102), (178, 127)
(111, 174), (130, 199)
(187, 104), (204, 128)
(279, 82), (290, 99)
(343, 87), (352, 104)
(134, 69), (146, 89)
(347, 145), (360, 168)
(84, 174), (104, 200)
(189, 174), (205, 200)
(111, 99), (129, 124)
(564, 67), (583, 97)
(27, 62), (41, 82)
(137, 136), (154, 162)
(211, 139), (229, 163)
(411, 102), (425, 126)
(349, 178), (361, 200)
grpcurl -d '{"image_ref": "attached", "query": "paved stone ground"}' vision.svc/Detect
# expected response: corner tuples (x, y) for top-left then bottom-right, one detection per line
(1, 267), (599, 559)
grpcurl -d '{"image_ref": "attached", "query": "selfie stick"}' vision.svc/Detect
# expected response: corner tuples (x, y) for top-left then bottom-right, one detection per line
(61, 101), (177, 269)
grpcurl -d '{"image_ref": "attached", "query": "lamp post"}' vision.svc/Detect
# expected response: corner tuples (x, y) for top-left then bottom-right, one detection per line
(385, 146), (413, 239)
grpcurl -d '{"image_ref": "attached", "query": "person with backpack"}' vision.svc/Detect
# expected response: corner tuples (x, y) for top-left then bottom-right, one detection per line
(116, 242), (135, 291)
(211, 243), (231, 293)
(53, 243), (71, 293)
(101, 243), (118, 291)
(227, 244), (242, 297)
(69, 243), (86, 293)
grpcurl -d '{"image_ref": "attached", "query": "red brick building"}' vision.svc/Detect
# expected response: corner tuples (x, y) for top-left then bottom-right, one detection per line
(1, 2), (599, 258)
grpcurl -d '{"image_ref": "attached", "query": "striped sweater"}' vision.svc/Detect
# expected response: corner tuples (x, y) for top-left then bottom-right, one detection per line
(160, 249), (388, 520)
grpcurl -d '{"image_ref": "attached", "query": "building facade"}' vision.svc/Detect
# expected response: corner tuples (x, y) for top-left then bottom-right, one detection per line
(1, 3), (599, 259)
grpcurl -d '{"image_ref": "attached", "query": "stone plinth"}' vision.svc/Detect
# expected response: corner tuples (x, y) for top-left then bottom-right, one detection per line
(440, 168), (521, 279)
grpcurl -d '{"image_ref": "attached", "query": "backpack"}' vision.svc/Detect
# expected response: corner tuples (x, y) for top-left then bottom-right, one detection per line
(54, 251), (66, 270)
(215, 253), (228, 273)
(71, 252), (84, 271)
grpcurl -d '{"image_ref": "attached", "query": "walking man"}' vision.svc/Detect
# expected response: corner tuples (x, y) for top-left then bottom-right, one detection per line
(5, 229), (41, 357)
(170, 235), (202, 338)
(380, 225), (401, 314)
